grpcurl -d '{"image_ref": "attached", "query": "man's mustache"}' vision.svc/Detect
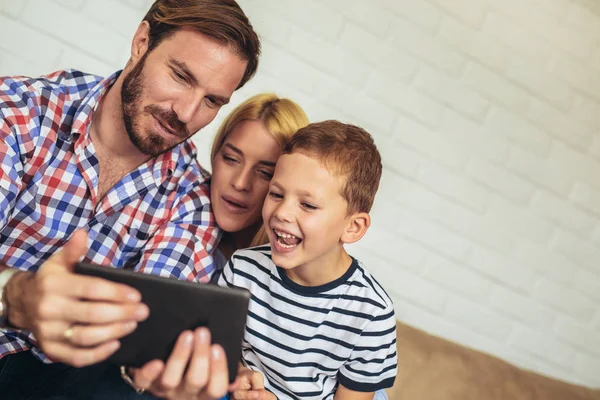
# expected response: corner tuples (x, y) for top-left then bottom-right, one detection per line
(145, 104), (188, 138)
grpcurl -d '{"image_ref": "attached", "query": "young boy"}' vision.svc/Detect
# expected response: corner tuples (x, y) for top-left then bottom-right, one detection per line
(218, 120), (398, 399)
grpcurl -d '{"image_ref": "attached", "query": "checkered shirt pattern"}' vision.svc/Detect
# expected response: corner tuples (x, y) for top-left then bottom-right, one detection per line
(0, 69), (220, 362)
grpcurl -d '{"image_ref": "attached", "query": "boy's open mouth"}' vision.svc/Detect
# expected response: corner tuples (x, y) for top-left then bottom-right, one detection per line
(273, 229), (302, 249)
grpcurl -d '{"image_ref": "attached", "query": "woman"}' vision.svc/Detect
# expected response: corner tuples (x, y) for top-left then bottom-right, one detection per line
(116, 93), (310, 399)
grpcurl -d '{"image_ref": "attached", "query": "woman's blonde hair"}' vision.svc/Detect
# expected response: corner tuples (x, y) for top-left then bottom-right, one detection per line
(211, 93), (309, 248)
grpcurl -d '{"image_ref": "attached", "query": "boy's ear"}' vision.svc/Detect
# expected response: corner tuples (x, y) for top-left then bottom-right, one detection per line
(341, 212), (370, 244)
(129, 21), (151, 65)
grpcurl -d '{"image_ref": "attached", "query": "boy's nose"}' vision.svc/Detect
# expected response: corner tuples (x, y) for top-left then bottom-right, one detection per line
(273, 202), (294, 222)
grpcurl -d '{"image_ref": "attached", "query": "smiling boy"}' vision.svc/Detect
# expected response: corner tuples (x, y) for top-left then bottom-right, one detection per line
(218, 120), (398, 399)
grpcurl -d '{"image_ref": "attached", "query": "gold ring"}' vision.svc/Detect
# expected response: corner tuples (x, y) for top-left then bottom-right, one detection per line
(120, 366), (146, 394)
(63, 326), (74, 342)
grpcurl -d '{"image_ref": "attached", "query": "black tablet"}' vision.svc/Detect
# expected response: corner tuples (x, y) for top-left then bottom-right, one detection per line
(74, 262), (250, 383)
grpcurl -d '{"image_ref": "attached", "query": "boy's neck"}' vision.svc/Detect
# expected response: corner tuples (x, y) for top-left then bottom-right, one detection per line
(285, 246), (353, 287)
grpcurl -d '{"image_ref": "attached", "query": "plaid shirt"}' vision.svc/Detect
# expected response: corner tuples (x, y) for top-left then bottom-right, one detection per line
(0, 70), (220, 361)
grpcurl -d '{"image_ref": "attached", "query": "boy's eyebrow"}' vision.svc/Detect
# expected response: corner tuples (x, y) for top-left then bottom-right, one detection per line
(169, 58), (230, 105)
(270, 181), (314, 197)
(223, 143), (276, 167)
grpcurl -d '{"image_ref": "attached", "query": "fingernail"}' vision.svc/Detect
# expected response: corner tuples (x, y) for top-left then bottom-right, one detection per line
(184, 332), (193, 345)
(211, 345), (222, 360)
(197, 328), (209, 344)
(110, 340), (120, 351)
(136, 305), (149, 320)
(127, 291), (141, 302)
(125, 321), (137, 332)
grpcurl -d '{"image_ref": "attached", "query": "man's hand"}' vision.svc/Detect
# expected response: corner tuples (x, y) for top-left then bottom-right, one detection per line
(131, 327), (231, 399)
(231, 366), (275, 400)
(5, 229), (149, 367)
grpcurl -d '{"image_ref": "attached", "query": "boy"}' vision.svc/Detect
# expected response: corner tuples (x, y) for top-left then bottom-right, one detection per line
(219, 120), (398, 399)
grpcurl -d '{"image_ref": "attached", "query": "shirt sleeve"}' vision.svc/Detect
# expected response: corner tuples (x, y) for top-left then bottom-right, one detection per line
(217, 253), (236, 288)
(337, 303), (398, 392)
(133, 183), (220, 283)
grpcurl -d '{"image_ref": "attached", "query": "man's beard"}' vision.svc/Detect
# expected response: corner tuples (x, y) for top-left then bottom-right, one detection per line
(121, 54), (189, 157)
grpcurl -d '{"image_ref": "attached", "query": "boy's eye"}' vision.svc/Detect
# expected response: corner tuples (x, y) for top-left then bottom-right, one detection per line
(301, 202), (317, 210)
(268, 191), (283, 199)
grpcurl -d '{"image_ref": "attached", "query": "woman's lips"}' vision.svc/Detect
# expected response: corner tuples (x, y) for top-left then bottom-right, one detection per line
(221, 195), (249, 214)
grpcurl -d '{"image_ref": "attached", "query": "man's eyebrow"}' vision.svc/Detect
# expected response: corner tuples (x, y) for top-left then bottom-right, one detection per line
(222, 143), (276, 167)
(169, 58), (231, 105)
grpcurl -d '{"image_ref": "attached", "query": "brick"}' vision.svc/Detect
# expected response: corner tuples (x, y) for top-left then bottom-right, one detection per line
(395, 211), (472, 261)
(388, 174), (481, 239)
(466, 217), (515, 253)
(285, 29), (370, 88)
(572, 268), (600, 303)
(533, 278), (596, 322)
(462, 63), (531, 116)
(491, 0), (593, 61)
(572, 95), (600, 129)
(254, 0), (344, 41)
(556, 317), (600, 356)
(340, 23), (419, 81)
(424, 254), (492, 300)
(417, 161), (487, 212)
(342, 1), (394, 38)
(375, 259), (447, 313)
(381, 0), (441, 31)
(355, 226), (425, 272)
(378, 139), (422, 178)
(574, 353), (600, 386)
(550, 55), (600, 101)
(444, 294), (513, 342)
(531, 191), (595, 238)
(529, 0), (570, 20)
(0, 50), (46, 78)
(571, 182), (600, 216)
(482, 13), (553, 63)
(22, 1), (125, 65)
(1, 0), (27, 18)
(365, 72), (443, 128)
(53, 47), (116, 78)
(484, 108), (551, 157)
(260, 43), (330, 96)
(123, 0), (154, 12)
(512, 242), (576, 285)
(81, 0), (145, 38)
(489, 285), (555, 329)
(549, 229), (600, 272)
(468, 246), (537, 293)
(507, 146), (573, 197)
(387, 19), (467, 76)
(466, 158), (534, 205)
(566, 3), (600, 41)
(413, 66), (489, 121)
(590, 136), (600, 161)
(368, 197), (401, 233)
(527, 100), (594, 152)
(439, 17), (512, 72)
(491, 194), (556, 244)
(428, 0), (486, 27)
(315, 79), (398, 134)
(511, 327), (574, 366)
(242, 6), (292, 47)
(393, 115), (467, 170)
(506, 60), (573, 111)
(550, 140), (600, 192)
(0, 16), (64, 67)
(440, 110), (509, 164)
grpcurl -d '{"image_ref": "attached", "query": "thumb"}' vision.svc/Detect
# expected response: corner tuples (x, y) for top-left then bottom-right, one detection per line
(250, 371), (265, 390)
(43, 229), (89, 273)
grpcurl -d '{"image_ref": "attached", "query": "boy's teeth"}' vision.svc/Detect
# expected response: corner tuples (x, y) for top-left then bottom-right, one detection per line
(275, 229), (296, 239)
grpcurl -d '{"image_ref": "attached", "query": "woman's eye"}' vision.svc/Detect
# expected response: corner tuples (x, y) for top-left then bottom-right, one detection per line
(222, 154), (238, 164)
(258, 170), (274, 180)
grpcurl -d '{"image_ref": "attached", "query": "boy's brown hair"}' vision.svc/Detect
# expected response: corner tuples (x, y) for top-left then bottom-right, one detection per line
(283, 120), (383, 214)
(143, 0), (260, 89)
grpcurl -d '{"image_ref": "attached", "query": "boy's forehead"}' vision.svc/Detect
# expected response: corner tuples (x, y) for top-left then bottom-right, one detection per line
(274, 152), (348, 196)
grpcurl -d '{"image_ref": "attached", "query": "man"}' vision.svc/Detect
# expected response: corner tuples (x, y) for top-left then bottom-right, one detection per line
(0, 0), (260, 398)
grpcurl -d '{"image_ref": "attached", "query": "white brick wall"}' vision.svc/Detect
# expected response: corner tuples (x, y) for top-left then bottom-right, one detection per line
(1, 0), (599, 388)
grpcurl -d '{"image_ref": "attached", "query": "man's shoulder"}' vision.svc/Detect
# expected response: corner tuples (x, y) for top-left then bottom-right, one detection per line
(1, 69), (103, 102)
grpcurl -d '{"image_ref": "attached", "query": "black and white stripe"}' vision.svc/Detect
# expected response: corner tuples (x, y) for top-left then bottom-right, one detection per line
(218, 247), (398, 399)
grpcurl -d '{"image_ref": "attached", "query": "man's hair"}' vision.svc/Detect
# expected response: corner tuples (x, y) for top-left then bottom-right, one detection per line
(283, 120), (383, 215)
(143, 0), (260, 89)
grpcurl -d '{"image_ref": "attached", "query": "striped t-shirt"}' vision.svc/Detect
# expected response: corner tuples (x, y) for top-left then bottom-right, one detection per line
(218, 246), (398, 399)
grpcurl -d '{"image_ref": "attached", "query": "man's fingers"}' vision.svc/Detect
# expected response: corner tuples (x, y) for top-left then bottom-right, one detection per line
(64, 298), (148, 324)
(43, 339), (120, 367)
(63, 321), (138, 346)
(44, 273), (142, 304)
(203, 344), (230, 399)
(133, 361), (164, 392)
(160, 330), (194, 390)
(184, 327), (211, 394)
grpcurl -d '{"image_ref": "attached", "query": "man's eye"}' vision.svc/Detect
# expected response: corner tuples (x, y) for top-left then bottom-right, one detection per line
(173, 71), (186, 82)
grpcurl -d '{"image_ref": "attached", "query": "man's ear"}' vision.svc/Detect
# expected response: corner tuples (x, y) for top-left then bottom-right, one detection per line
(130, 21), (151, 64)
(341, 212), (370, 244)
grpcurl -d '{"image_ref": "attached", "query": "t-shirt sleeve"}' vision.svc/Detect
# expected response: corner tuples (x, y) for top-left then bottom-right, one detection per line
(217, 252), (237, 288)
(337, 302), (398, 392)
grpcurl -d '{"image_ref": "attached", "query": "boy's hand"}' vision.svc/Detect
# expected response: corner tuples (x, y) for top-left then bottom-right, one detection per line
(231, 366), (275, 400)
